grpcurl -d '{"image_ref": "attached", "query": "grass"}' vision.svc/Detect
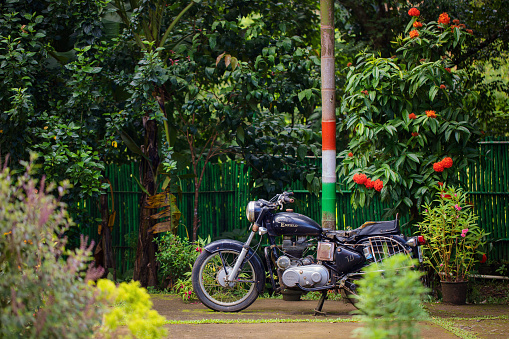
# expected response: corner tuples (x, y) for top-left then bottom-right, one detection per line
(165, 317), (359, 325)
(429, 318), (480, 339)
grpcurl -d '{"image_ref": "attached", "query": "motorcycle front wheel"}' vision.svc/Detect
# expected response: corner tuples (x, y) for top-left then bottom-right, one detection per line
(192, 249), (259, 312)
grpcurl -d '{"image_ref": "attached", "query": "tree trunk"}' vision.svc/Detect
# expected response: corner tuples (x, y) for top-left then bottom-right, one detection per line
(133, 118), (159, 287)
(100, 190), (116, 280)
(193, 179), (199, 241)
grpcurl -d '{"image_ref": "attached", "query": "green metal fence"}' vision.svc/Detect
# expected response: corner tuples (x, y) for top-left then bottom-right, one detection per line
(76, 138), (509, 274)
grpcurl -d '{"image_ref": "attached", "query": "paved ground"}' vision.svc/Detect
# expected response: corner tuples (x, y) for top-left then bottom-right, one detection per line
(150, 295), (509, 338)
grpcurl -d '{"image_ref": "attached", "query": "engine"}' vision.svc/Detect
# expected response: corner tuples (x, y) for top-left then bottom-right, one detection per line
(282, 235), (308, 258)
(277, 236), (330, 289)
(280, 263), (329, 288)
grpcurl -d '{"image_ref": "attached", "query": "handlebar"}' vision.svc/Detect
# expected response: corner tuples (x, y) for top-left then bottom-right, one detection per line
(283, 196), (294, 204)
(265, 191), (294, 208)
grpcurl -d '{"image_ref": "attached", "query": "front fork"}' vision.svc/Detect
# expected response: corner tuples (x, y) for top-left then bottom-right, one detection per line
(225, 230), (256, 282)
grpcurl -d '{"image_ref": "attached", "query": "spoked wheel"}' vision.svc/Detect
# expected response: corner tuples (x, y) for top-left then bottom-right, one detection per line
(192, 249), (259, 312)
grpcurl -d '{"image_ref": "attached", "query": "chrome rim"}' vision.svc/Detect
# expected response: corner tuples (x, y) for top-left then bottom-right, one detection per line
(199, 250), (256, 306)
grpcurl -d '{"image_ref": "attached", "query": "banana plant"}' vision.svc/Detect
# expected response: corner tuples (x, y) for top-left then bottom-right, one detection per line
(111, 0), (198, 146)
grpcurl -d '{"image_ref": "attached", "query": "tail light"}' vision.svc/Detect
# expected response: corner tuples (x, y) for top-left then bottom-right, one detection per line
(406, 236), (426, 247)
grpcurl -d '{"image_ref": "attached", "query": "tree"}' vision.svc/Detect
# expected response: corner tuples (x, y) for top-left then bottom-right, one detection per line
(134, 0), (324, 240)
(107, 0), (199, 286)
(338, 9), (481, 221)
(335, 0), (509, 135)
(0, 1), (123, 274)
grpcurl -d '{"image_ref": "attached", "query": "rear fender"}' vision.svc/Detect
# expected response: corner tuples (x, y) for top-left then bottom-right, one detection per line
(203, 239), (265, 293)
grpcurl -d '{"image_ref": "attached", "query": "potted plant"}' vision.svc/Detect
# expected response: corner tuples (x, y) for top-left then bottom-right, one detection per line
(418, 185), (487, 304)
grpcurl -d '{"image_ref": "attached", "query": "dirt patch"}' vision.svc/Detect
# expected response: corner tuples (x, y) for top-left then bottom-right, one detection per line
(150, 295), (509, 338)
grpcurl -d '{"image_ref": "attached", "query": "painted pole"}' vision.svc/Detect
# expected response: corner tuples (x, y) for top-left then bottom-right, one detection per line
(320, 0), (336, 230)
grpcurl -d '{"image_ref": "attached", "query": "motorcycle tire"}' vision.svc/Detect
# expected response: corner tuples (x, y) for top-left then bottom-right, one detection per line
(192, 249), (260, 312)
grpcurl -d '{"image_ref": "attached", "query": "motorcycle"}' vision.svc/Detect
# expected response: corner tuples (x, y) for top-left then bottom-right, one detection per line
(191, 191), (425, 314)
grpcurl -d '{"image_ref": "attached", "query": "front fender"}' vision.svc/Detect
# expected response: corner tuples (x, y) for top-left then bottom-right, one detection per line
(204, 239), (265, 293)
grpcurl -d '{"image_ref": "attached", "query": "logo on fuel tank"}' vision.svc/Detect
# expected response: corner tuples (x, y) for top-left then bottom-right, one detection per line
(276, 216), (298, 227)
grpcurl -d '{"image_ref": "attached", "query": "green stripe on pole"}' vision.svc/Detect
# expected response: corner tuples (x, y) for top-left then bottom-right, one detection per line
(322, 182), (336, 214)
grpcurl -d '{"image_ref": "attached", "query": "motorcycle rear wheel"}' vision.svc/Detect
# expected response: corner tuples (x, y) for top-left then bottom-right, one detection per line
(192, 249), (259, 312)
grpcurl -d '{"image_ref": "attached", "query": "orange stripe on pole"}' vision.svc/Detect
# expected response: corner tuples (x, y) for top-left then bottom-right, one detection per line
(322, 121), (336, 150)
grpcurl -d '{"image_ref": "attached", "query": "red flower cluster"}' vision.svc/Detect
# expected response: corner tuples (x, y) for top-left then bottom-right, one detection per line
(411, 132), (419, 137)
(409, 30), (419, 38)
(451, 25), (459, 31)
(466, 29), (473, 34)
(361, 90), (369, 95)
(353, 173), (367, 184)
(453, 19), (460, 25)
(364, 178), (374, 189)
(442, 157), (453, 168)
(408, 8), (420, 17)
(433, 162), (444, 172)
(438, 181), (444, 187)
(433, 157), (453, 172)
(373, 179), (383, 192)
(353, 173), (384, 192)
(409, 113), (417, 120)
(347, 62), (352, 67)
(445, 67), (451, 73)
(426, 110), (437, 118)
(440, 84), (446, 89)
(438, 12), (450, 25)
(348, 152), (354, 157)
(413, 21), (423, 28)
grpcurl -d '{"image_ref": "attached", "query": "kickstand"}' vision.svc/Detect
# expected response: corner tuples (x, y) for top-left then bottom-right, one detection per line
(313, 291), (328, 316)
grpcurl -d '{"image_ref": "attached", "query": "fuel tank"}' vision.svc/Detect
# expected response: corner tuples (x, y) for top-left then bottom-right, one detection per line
(269, 212), (322, 236)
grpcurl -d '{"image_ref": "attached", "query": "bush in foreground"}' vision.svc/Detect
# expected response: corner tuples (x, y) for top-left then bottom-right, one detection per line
(0, 157), (105, 338)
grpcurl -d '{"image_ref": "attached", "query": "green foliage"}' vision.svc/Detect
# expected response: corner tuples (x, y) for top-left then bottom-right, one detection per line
(339, 12), (481, 216)
(173, 275), (196, 302)
(418, 185), (487, 282)
(154, 233), (210, 285)
(160, 8), (322, 197)
(336, 0), (509, 141)
(0, 155), (106, 338)
(95, 279), (167, 339)
(354, 254), (429, 339)
(0, 3), (124, 203)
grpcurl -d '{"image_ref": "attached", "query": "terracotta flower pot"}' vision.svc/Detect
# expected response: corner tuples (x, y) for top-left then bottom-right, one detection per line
(441, 281), (468, 304)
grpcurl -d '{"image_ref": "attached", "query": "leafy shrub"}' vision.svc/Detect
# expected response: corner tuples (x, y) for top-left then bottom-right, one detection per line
(154, 233), (210, 287)
(173, 276), (196, 302)
(354, 254), (429, 339)
(339, 8), (481, 217)
(418, 185), (486, 282)
(0, 157), (105, 338)
(95, 279), (167, 339)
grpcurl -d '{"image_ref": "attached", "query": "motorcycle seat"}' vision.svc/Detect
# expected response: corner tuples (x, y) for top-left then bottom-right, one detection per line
(355, 219), (400, 236)
(326, 219), (400, 242)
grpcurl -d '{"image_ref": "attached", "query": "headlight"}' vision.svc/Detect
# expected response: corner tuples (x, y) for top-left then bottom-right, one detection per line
(246, 201), (261, 223)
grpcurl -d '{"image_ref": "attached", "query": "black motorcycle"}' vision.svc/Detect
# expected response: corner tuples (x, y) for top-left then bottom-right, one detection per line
(191, 191), (424, 314)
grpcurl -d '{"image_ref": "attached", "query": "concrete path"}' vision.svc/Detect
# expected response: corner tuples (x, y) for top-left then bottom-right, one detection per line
(148, 295), (509, 338)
